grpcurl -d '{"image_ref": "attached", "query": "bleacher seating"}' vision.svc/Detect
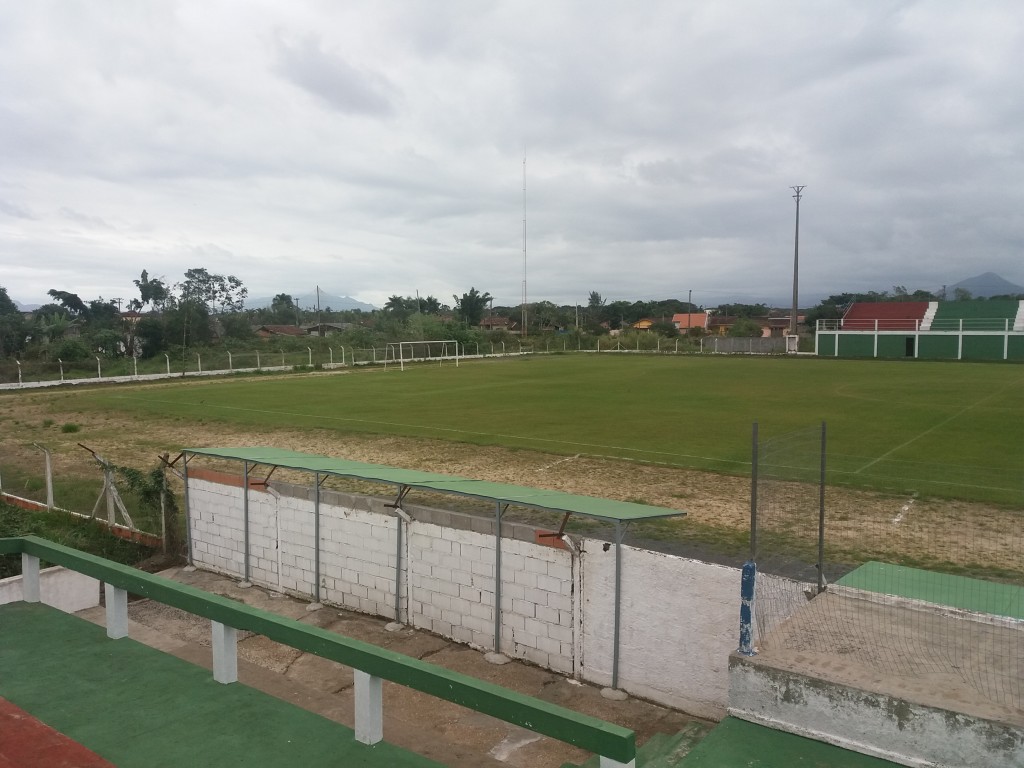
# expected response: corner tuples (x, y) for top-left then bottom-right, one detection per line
(930, 299), (1022, 331)
(841, 302), (929, 331)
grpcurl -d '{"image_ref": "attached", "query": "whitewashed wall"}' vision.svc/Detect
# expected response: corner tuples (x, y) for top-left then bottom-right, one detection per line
(187, 476), (742, 716)
(579, 542), (736, 719)
(0, 566), (100, 612)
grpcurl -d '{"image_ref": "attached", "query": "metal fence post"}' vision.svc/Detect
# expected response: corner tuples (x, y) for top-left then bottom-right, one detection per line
(738, 421), (758, 656)
(817, 421), (827, 595)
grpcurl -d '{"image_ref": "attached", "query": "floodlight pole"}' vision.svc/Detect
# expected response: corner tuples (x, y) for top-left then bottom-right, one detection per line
(789, 186), (805, 337)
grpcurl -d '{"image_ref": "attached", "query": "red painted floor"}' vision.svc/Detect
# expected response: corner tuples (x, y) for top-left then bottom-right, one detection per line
(0, 697), (114, 768)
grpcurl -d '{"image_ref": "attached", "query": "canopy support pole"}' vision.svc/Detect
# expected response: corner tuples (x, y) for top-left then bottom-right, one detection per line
(612, 521), (623, 689)
(386, 485), (412, 626)
(494, 502), (505, 652)
(485, 503), (511, 665)
(182, 453), (194, 569)
(240, 461), (252, 587)
(311, 471), (324, 607)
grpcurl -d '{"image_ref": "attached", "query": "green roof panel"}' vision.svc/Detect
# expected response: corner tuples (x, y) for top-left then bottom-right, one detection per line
(184, 447), (685, 523)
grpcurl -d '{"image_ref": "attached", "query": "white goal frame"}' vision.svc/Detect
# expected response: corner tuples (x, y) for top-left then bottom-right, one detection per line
(384, 340), (461, 371)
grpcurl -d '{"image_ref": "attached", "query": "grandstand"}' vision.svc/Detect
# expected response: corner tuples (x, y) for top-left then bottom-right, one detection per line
(816, 299), (1024, 360)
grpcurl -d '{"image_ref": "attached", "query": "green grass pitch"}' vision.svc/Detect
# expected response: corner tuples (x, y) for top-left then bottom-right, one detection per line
(72, 354), (1023, 504)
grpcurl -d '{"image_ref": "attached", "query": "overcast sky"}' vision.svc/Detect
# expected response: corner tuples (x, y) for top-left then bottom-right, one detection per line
(2, 2), (1022, 310)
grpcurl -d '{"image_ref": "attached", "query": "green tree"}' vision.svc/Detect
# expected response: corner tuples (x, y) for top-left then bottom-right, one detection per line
(453, 288), (492, 327)
(0, 286), (26, 358)
(269, 293), (298, 325)
(650, 319), (678, 338)
(179, 268), (247, 313)
(728, 318), (764, 337)
(131, 270), (170, 312)
(46, 289), (89, 317)
(383, 295), (412, 320)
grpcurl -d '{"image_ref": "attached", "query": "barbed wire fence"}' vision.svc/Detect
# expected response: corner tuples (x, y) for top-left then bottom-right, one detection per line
(751, 422), (1024, 711)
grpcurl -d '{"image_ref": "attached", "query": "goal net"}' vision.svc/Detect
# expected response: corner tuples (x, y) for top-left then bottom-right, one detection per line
(383, 340), (461, 370)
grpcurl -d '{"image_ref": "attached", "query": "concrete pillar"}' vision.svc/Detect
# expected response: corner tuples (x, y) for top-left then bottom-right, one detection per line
(21, 554), (40, 603)
(104, 584), (128, 639)
(600, 757), (636, 768)
(212, 621), (238, 684)
(354, 670), (383, 745)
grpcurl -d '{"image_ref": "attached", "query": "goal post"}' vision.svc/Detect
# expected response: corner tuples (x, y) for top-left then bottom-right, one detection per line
(383, 340), (460, 371)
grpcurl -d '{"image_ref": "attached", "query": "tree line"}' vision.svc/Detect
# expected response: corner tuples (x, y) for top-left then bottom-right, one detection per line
(3, 273), (1019, 362)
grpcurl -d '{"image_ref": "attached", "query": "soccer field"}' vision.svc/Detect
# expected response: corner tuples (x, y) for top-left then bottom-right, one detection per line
(70, 354), (1023, 505)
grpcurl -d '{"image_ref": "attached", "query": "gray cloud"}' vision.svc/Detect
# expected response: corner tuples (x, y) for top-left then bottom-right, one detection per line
(274, 34), (395, 117)
(0, 1), (1021, 309)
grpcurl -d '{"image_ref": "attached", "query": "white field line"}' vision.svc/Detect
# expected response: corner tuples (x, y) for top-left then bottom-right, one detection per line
(854, 376), (1024, 474)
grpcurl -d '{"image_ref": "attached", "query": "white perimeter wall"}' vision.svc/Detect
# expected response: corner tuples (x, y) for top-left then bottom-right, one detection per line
(188, 477), (742, 719)
(0, 566), (100, 612)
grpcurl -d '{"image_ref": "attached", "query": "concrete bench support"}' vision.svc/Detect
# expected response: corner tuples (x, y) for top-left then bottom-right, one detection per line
(104, 584), (128, 639)
(212, 621), (238, 684)
(354, 670), (383, 745)
(21, 554), (40, 603)
(600, 756), (636, 768)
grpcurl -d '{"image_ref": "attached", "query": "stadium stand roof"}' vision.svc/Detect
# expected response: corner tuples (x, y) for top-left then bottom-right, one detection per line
(183, 447), (686, 523)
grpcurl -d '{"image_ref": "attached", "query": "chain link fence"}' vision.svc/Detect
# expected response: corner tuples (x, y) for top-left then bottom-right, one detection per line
(752, 423), (1024, 711)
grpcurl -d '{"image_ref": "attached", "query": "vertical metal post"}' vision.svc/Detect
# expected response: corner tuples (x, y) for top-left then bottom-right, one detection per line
(818, 421), (827, 595)
(241, 461), (251, 585)
(313, 472), (321, 604)
(750, 422), (758, 560)
(493, 502), (504, 653)
(612, 521), (623, 690)
(738, 422), (758, 656)
(789, 185), (805, 336)
(393, 505), (403, 623)
(182, 453), (194, 567)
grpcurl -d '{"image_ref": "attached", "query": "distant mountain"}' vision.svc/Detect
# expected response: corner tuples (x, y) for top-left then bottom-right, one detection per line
(945, 272), (1024, 298)
(246, 289), (376, 312)
(15, 300), (40, 311)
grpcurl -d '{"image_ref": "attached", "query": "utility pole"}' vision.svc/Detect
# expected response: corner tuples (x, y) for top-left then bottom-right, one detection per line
(688, 289), (692, 331)
(789, 186), (806, 337)
(521, 155), (528, 339)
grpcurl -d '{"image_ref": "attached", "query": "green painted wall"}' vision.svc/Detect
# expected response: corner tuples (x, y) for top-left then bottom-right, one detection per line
(817, 334), (837, 356)
(1009, 336), (1024, 361)
(961, 335), (1005, 361)
(876, 335), (912, 358)
(917, 335), (959, 360)
(838, 334), (874, 358)
(820, 331), (1024, 361)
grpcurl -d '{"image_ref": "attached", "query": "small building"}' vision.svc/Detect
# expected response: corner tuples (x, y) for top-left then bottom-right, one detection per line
(671, 313), (708, 333)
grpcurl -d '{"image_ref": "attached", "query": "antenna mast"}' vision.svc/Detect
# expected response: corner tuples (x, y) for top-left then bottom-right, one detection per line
(522, 155), (528, 339)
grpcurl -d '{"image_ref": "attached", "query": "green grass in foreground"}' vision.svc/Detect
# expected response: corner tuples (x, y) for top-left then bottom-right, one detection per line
(58, 354), (1024, 504)
(0, 501), (154, 579)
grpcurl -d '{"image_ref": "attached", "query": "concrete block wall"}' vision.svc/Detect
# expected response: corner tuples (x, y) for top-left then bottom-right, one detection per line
(580, 541), (737, 720)
(408, 522), (497, 650)
(188, 478), (247, 576)
(499, 536), (574, 673)
(186, 475), (741, 716)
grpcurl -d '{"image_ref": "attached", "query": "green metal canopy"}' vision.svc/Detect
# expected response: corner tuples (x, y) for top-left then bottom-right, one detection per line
(183, 447), (686, 523)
